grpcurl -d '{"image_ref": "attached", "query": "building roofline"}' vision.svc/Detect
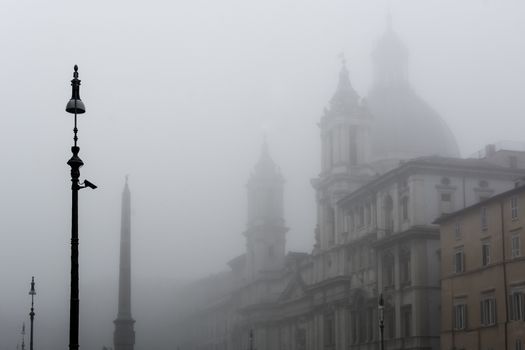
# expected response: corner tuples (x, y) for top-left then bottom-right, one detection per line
(338, 156), (525, 207)
(227, 253), (246, 269)
(434, 183), (525, 224)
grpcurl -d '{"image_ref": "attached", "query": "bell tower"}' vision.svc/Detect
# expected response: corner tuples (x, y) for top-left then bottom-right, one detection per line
(245, 141), (288, 280)
(312, 59), (373, 251)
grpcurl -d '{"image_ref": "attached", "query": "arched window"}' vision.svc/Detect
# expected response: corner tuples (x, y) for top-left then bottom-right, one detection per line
(326, 206), (335, 244)
(349, 127), (358, 165)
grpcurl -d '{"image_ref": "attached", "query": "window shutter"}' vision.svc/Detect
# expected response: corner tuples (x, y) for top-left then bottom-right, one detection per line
(464, 305), (468, 329)
(509, 295), (515, 321)
(452, 306), (456, 329)
(492, 299), (497, 324)
(518, 293), (525, 321)
(453, 305), (457, 329)
(480, 301), (484, 325)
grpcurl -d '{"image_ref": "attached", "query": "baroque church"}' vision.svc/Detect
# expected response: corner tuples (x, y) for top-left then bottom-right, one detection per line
(173, 21), (525, 350)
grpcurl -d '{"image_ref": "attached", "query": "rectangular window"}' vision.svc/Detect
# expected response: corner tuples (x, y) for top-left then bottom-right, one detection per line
(512, 234), (521, 258)
(383, 254), (395, 288)
(454, 222), (461, 240)
(441, 193), (452, 201)
(440, 192), (454, 214)
(400, 249), (411, 285)
(482, 241), (491, 266)
(512, 196), (519, 220)
(358, 250), (364, 269)
(480, 297), (496, 326)
(358, 311), (366, 343)
(453, 303), (467, 330)
(368, 249), (375, 266)
(385, 308), (395, 339)
(366, 308), (374, 341)
(402, 197), (409, 221)
(516, 339), (523, 350)
(401, 305), (412, 337)
(295, 329), (306, 350)
(481, 206), (488, 230)
(509, 292), (525, 321)
(324, 314), (335, 347)
(350, 311), (358, 344)
(454, 248), (464, 273)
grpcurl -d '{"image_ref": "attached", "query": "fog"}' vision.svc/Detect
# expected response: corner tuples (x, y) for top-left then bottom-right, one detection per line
(1, 0), (524, 349)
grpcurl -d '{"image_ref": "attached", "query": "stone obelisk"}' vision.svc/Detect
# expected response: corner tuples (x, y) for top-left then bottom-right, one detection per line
(113, 177), (135, 350)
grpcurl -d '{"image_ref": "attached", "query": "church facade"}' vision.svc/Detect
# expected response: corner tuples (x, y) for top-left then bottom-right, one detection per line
(174, 23), (525, 350)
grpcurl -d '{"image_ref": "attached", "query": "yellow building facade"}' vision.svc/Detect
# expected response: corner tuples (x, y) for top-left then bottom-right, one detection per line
(438, 185), (525, 350)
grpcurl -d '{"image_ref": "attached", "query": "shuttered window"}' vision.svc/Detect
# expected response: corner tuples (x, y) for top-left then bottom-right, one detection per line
(453, 303), (467, 330)
(454, 249), (464, 273)
(480, 297), (496, 326)
(509, 292), (525, 321)
(511, 196), (519, 220)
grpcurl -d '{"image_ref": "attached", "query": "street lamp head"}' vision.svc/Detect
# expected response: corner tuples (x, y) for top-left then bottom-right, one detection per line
(29, 276), (36, 296)
(66, 65), (86, 115)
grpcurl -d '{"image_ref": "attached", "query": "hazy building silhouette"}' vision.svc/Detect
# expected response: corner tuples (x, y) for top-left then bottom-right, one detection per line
(113, 178), (135, 350)
(367, 16), (460, 161)
(173, 20), (525, 350)
(245, 140), (288, 280)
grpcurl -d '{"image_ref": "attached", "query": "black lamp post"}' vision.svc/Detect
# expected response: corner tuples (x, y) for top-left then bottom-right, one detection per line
(28, 277), (35, 350)
(21, 322), (26, 350)
(249, 329), (254, 350)
(65, 65), (96, 350)
(378, 293), (384, 350)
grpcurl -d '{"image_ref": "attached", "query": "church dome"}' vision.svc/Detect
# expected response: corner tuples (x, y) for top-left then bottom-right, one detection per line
(367, 20), (460, 160)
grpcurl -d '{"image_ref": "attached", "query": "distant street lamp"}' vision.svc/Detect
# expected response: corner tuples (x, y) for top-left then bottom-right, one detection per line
(65, 65), (96, 350)
(249, 329), (254, 350)
(378, 293), (384, 350)
(29, 277), (36, 350)
(21, 322), (26, 350)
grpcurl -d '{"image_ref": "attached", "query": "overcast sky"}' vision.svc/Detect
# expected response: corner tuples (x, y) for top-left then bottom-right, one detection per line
(1, 0), (524, 349)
